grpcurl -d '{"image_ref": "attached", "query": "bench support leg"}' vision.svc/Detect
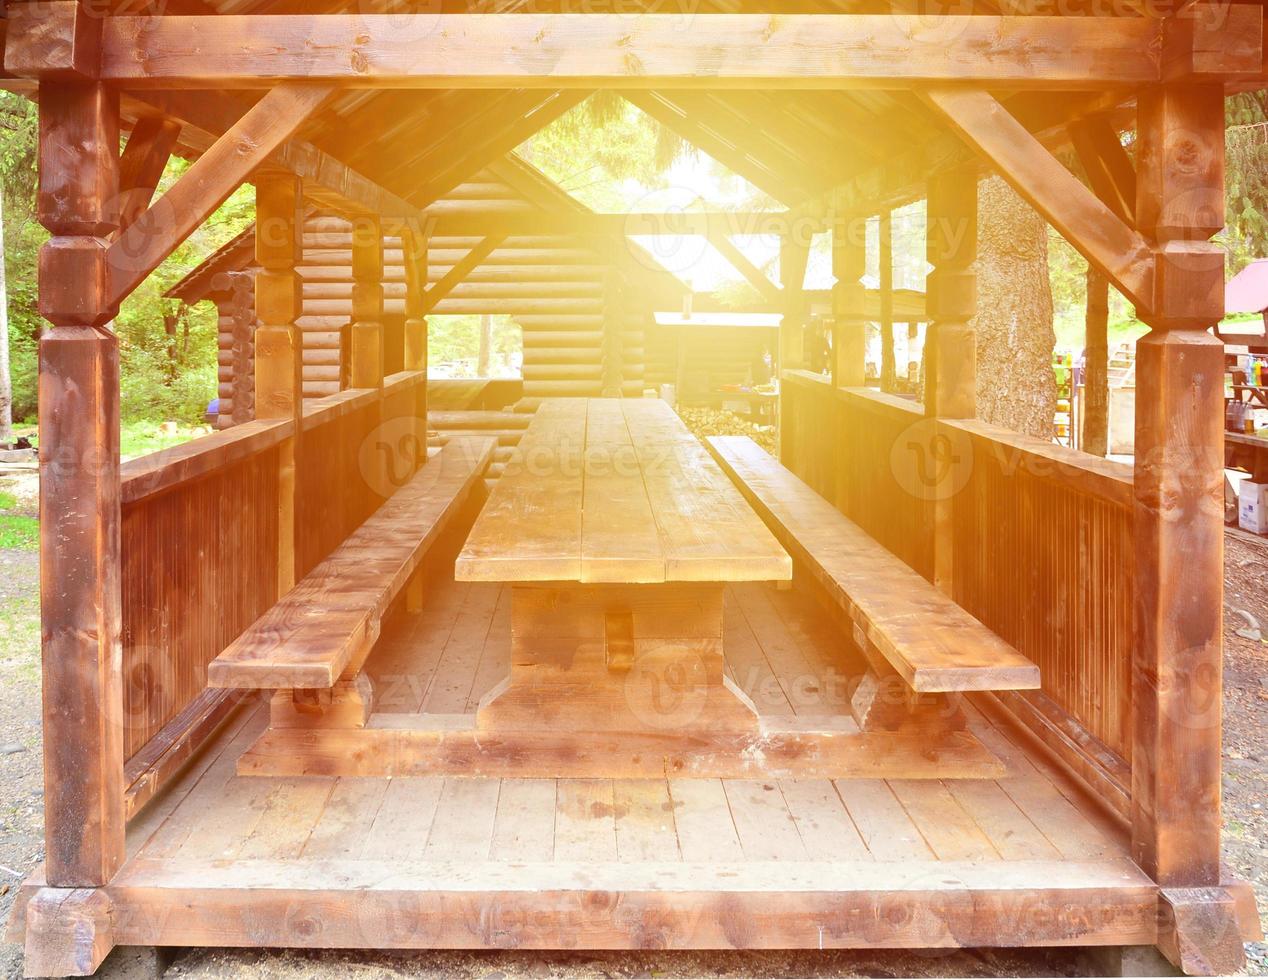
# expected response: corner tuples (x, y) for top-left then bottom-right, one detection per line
(406, 570), (426, 613)
(272, 673), (374, 729)
(850, 671), (965, 735)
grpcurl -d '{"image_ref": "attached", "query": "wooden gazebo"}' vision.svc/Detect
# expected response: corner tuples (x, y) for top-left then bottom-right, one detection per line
(3, 2), (1265, 975)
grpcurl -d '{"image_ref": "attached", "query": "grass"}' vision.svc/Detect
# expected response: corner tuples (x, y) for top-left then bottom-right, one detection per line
(120, 419), (209, 460)
(0, 490), (37, 551)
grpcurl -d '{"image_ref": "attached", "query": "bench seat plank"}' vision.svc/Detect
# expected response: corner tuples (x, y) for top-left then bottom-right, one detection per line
(207, 436), (495, 691)
(707, 436), (1039, 694)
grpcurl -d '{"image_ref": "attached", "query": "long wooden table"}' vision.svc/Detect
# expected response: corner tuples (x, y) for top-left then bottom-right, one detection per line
(456, 397), (791, 736)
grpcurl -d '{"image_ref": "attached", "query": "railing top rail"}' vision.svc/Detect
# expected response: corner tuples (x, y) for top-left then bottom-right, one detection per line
(943, 417), (1134, 509)
(120, 417), (293, 506)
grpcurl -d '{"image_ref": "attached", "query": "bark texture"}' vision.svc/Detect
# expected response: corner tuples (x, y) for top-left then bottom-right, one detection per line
(972, 176), (1056, 440)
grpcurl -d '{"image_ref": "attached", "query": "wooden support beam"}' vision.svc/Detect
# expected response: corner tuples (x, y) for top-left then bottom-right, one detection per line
(707, 231), (782, 306)
(128, 91), (422, 224)
(777, 234), (811, 467)
(85, 14), (1183, 88)
(831, 219), (867, 388)
(402, 229), (428, 375)
(879, 210), (896, 393)
(1131, 85), (1227, 939)
(349, 216), (385, 391)
(36, 80), (125, 888)
(425, 210), (795, 239)
(922, 88), (1153, 312)
(924, 169), (977, 598)
(106, 84), (333, 309)
(115, 115), (180, 235)
(421, 236), (506, 315)
(254, 175), (304, 595)
(1068, 117), (1136, 225)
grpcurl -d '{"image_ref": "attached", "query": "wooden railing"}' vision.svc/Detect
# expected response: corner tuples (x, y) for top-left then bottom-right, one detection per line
(118, 371), (427, 815)
(780, 371), (935, 579)
(780, 370), (1134, 815)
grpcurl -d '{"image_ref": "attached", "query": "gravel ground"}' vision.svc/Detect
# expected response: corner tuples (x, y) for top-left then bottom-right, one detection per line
(0, 465), (1263, 978)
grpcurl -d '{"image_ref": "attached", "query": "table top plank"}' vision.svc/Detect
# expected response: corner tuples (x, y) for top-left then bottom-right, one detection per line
(621, 399), (791, 582)
(579, 398), (665, 583)
(455, 400), (586, 582)
(457, 398), (790, 585)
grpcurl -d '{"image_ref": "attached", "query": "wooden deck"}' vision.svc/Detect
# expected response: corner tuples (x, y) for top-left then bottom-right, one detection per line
(9, 576), (1164, 955)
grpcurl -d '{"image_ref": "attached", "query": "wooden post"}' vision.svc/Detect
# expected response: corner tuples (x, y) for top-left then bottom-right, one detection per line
(1083, 266), (1109, 456)
(831, 217), (866, 388)
(879, 210), (896, 393)
(37, 80), (126, 888)
(350, 215), (385, 390)
(602, 271), (624, 397)
(254, 175), (303, 595)
(924, 171), (977, 420)
(777, 234), (810, 464)
(403, 228), (429, 431)
(924, 170), (977, 596)
(1131, 83), (1226, 891)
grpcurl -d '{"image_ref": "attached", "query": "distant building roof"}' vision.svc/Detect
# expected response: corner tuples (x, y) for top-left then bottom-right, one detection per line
(1226, 259), (1268, 315)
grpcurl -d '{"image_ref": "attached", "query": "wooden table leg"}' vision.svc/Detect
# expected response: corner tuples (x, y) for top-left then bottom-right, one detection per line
(477, 583), (759, 734)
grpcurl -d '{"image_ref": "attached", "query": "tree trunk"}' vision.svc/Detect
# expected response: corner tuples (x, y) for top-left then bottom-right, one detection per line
(477, 313), (492, 377)
(0, 190), (12, 448)
(972, 175), (1056, 440)
(1083, 266), (1110, 457)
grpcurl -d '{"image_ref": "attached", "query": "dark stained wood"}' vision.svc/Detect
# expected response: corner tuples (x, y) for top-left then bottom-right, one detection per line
(1131, 82), (1226, 906)
(121, 444), (280, 757)
(107, 84), (333, 309)
(36, 79), (125, 890)
(115, 114), (181, 236)
(208, 437), (494, 690)
(92, 15), (1176, 88)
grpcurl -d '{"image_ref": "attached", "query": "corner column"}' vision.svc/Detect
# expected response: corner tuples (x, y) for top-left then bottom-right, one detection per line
(403, 228), (429, 439)
(777, 234), (810, 464)
(37, 80), (125, 888)
(350, 215), (385, 391)
(879, 210), (896, 392)
(831, 216), (866, 388)
(254, 175), (304, 594)
(924, 170), (977, 595)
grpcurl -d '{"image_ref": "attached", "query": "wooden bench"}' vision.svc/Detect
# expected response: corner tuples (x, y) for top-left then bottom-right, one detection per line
(708, 436), (1038, 728)
(207, 436), (495, 693)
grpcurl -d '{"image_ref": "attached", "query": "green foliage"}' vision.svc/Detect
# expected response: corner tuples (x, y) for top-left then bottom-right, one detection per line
(516, 96), (686, 211)
(428, 315), (523, 378)
(0, 90), (252, 427)
(1224, 91), (1268, 273)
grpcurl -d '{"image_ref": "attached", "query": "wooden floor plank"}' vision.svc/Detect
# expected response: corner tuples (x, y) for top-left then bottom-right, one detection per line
(424, 777), (502, 861)
(490, 778), (556, 862)
(555, 779), (618, 862)
(421, 584), (501, 714)
(723, 780), (806, 860)
(613, 779), (680, 863)
(946, 779), (1062, 862)
(887, 779), (999, 862)
(238, 777), (335, 860)
(174, 773), (275, 861)
(466, 585), (512, 711)
(721, 589), (795, 716)
(779, 779), (870, 860)
(835, 779), (934, 861)
(129, 704), (263, 859)
(667, 779), (744, 863)
(732, 583), (822, 716)
(362, 777), (444, 860)
(371, 579), (471, 713)
(302, 778), (390, 860)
